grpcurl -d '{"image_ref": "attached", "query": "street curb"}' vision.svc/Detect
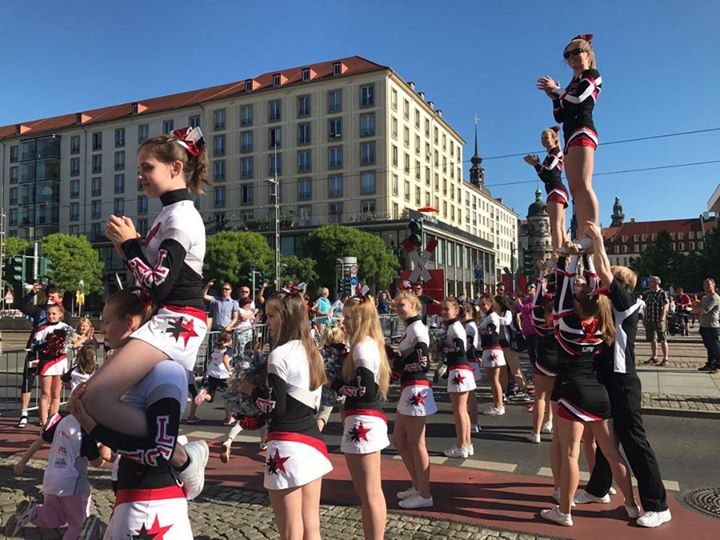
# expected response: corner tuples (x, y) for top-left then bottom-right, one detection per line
(641, 407), (720, 420)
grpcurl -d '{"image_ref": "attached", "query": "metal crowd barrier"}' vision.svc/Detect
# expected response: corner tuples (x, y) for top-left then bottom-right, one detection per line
(200, 324), (268, 375)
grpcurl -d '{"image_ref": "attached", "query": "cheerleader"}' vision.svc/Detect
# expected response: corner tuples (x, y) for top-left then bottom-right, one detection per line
(540, 255), (638, 527)
(441, 297), (476, 458)
(193, 331), (233, 422)
(32, 303), (73, 426)
(478, 295), (510, 416)
(464, 303), (482, 433)
(391, 290), (436, 509)
(334, 294), (391, 539)
(538, 34), (602, 249)
(524, 126), (569, 250)
(246, 291), (332, 540)
(317, 327), (348, 432)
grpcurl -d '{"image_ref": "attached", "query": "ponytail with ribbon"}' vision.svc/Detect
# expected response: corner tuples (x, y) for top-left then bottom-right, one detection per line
(572, 33), (593, 42)
(170, 126), (206, 157)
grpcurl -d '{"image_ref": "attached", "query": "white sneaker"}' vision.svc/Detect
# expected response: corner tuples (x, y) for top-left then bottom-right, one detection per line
(540, 506), (573, 526)
(3, 500), (35, 537)
(526, 433), (541, 444)
(443, 446), (469, 458)
(397, 487), (418, 500)
(483, 406), (505, 416)
(574, 488), (611, 504)
(398, 494), (434, 509)
(176, 440), (209, 500)
(542, 421), (553, 434)
(471, 423), (482, 433)
(466, 444), (474, 456)
(625, 505), (641, 519)
(637, 509), (672, 528)
(609, 486), (617, 495)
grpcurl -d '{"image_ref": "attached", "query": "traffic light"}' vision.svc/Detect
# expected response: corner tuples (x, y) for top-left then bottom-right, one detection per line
(408, 218), (423, 249)
(39, 257), (54, 280)
(5, 256), (26, 285)
(344, 276), (353, 296)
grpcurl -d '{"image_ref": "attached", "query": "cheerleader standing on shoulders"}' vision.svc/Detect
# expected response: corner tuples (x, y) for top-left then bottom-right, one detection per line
(245, 291), (332, 540)
(32, 303), (73, 426)
(524, 126), (569, 250)
(538, 34), (602, 250)
(334, 293), (391, 539)
(478, 294), (510, 416)
(441, 297), (476, 458)
(81, 127), (210, 494)
(391, 290), (437, 509)
(540, 255), (638, 527)
(464, 303), (482, 433)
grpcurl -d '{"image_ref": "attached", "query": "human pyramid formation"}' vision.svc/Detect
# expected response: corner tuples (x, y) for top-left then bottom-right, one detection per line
(3, 33), (671, 540)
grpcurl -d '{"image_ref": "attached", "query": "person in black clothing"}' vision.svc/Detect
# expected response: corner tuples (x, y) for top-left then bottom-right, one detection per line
(411, 282), (439, 325)
(579, 222), (672, 529)
(15, 284), (63, 428)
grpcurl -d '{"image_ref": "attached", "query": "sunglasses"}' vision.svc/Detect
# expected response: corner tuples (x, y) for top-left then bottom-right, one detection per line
(223, 288), (232, 291)
(563, 47), (586, 59)
(240, 290), (250, 293)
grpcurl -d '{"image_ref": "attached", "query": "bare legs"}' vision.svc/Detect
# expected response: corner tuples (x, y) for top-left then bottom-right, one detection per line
(392, 414), (431, 497)
(548, 201), (569, 250)
(484, 367), (504, 409)
(532, 374), (555, 436)
(450, 392), (471, 449)
(346, 452), (386, 540)
(268, 478), (323, 540)
(565, 145), (598, 237)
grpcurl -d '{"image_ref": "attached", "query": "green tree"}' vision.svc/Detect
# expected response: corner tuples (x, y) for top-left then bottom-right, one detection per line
(4, 237), (31, 257)
(303, 225), (400, 291)
(205, 231), (274, 284)
(698, 228), (720, 286)
(631, 231), (684, 288)
(40, 234), (104, 294)
(280, 255), (319, 290)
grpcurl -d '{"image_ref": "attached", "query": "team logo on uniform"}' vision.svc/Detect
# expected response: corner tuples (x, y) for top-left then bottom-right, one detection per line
(451, 372), (466, 386)
(346, 421), (371, 443)
(145, 222), (162, 245)
(130, 515), (172, 539)
(408, 391), (426, 407)
(165, 316), (198, 347)
(489, 351), (500, 362)
(266, 449), (290, 475)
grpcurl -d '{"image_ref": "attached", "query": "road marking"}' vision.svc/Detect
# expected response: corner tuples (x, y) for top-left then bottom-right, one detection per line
(461, 459), (517, 472)
(537, 467), (680, 492)
(184, 430), (262, 444)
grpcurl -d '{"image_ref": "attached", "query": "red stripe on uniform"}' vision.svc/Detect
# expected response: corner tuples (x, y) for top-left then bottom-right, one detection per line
(39, 355), (67, 376)
(266, 431), (330, 459)
(401, 379), (431, 388)
(449, 364), (474, 372)
(162, 304), (208, 323)
(115, 485), (185, 506)
(342, 408), (388, 423)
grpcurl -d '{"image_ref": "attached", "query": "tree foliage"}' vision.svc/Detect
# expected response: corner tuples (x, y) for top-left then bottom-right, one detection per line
(281, 255), (319, 291)
(302, 225), (400, 291)
(4, 237), (31, 257)
(40, 234), (104, 294)
(204, 231), (274, 284)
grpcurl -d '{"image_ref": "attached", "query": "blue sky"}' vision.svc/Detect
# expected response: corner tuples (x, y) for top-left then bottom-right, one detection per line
(2, 0), (718, 223)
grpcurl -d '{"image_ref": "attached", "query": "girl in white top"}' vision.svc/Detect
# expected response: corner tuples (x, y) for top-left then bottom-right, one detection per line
(194, 331), (234, 423)
(478, 295), (510, 416)
(464, 303), (481, 433)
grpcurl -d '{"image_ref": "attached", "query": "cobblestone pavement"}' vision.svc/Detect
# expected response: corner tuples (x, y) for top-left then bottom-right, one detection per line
(641, 393), (720, 413)
(0, 457), (561, 540)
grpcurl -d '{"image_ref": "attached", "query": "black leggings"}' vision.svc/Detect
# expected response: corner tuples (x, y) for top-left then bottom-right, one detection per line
(20, 353), (37, 394)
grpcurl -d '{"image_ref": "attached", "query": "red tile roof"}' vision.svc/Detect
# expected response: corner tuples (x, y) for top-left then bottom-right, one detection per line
(0, 56), (387, 141)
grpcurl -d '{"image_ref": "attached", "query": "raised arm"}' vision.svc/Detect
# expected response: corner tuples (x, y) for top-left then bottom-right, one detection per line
(585, 221), (613, 287)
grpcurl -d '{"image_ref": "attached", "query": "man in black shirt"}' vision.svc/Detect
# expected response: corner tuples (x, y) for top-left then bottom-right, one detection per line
(411, 282), (439, 326)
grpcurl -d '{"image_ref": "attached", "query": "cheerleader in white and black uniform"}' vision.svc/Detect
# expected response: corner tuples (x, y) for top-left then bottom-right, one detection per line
(540, 255), (638, 526)
(463, 303), (482, 433)
(524, 126), (569, 250)
(441, 298), (475, 459)
(247, 291), (332, 539)
(538, 34), (602, 250)
(391, 290), (436, 509)
(333, 294), (391, 538)
(477, 294), (510, 416)
(81, 128), (210, 485)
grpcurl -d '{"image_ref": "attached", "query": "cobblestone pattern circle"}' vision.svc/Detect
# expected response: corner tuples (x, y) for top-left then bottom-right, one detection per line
(683, 487), (720, 518)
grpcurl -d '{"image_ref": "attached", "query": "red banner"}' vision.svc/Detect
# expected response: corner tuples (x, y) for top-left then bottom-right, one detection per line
(400, 269), (445, 315)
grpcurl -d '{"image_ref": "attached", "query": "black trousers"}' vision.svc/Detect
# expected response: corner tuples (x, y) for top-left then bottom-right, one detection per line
(585, 372), (668, 512)
(699, 327), (720, 367)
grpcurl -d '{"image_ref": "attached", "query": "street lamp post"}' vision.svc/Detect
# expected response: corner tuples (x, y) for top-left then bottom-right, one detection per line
(267, 145), (281, 291)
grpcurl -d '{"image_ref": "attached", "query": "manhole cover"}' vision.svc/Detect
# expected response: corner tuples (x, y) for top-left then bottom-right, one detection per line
(683, 487), (720, 518)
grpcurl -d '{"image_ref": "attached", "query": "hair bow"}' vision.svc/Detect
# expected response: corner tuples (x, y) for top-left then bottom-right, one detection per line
(572, 33), (593, 42)
(282, 282), (306, 295)
(354, 284), (370, 303)
(401, 280), (413, 289)
(550, 125), (561, 132)
(171, 126), (205, 157)
(590, 287), (609, 298)
(130, 287), (153, 306)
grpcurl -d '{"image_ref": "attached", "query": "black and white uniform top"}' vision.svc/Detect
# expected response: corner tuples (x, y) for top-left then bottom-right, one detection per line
(552, 68), (602, 147)
(90, 360), (188, 491)
(478, 312), (510, 350)
(333, 336), (383, 414)
(597, 279), (643, 377)
(534, 147), (568, 205)
(121, 189), (205, 310)
(397, 316), (431, 385)
(532, 272), (560, 376)
(443, 320), (467, 368)
(465, 320), (479, 361)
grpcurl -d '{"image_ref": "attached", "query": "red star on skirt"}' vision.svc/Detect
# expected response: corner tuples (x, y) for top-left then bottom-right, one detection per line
(347, 421), (371, 443)
(490, 352), (499, 362)
(131, 515), (173, 540)
(452, 372), (466, 386)
(409, 391), (427, 407)
(165, 316), (198, 347)
(266, 449), (290, 475)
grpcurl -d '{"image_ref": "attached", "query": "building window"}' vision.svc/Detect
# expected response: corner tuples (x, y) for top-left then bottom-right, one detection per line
(268, 99), (281, 122)
(302, 68), (311, 81)
(244, 79), (253, 92)
(70, 136), (81, 154)
(137, 195), (148, 215)
(328, 175), (343, 198)
(114, 151), (125, 171)
(162, 119), (174, 134)
(92, 132), (102, 151)
(70, 158), (80, 177)
(138, 124), (149, 144)
(391, 89), (398, 110)
(297, 123), (311, 145)
(69, 202), (79, 221)
(241, 157), (254, 179)
(91, 200), (102, 219)
(360, 113), (375, 137)
(115, 128), (125, 147)
(90, 222), (102, 241)
(360, 171), (376, 194)
(241, 183), (254, 205)
(137, 218), (148, 236)
(213, 135), (225, 156)
(415, 109), (421, 128)
(404, 180), (410, 201)
(9, 187), (18, 205)
(298, 205), (312, 224)
(269, 127), (282, 149)
(214, 160), (226, 182)
(269, 153), (282, 176)
(273, 73), (281, 87)
(114, 174), (125, 194)
(361, 199), (376, 214)
(92, 154), (102, 174)
(240, 104), (253, 126)
(403, 99), (409, 119)
(189, 115), (201, 128)
(328, 118), (342, 140)
(391, 117), (398, 139)
(213, 109), (226, 130)
(328, 146), (343, 169)
(91, 177), (102, 197)
(392, 174), (399, 196)
(9, 208), (18, 226)
(114, 198), (124, 215)
(69, 179), (80, 199)
(404, 127), (410, 147)
(297, 95), (311, 117)
(214, 186), (226, 207)
(297, 150), (311, 173)
(333, 62), (342, 76)
(239, 130), (253, 153)
(328, 89), (342, 113)
(392, 145), (398, 167)
(69, 225), (79, 235)
(298, 177), (312, 201)
(329, 202), (343, 224)
(360, 142), (375, 166)
(10, 145), (19, 163)
(360, 84), (375, 107)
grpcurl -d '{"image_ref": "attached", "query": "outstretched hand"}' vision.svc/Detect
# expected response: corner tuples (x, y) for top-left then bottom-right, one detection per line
(524, 154), (540, 166)
(536, 76), (560, 97)
(106, 215), (138, 246)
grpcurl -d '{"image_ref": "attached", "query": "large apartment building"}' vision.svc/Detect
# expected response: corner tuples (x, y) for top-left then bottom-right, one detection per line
(0, 56), (517, 294)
